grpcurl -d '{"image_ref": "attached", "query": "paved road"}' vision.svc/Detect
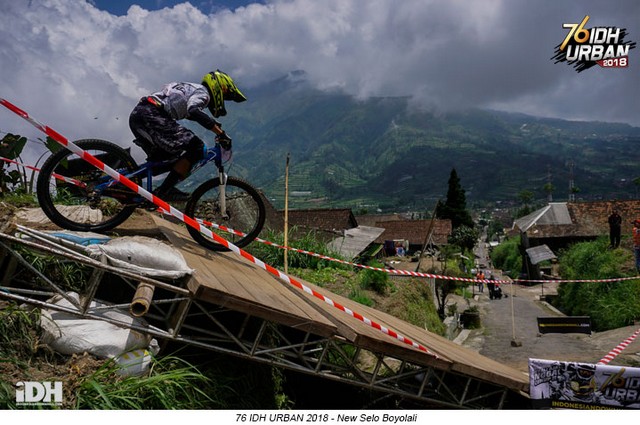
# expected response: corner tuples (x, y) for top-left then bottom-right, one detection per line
(460, 279), (640, 373)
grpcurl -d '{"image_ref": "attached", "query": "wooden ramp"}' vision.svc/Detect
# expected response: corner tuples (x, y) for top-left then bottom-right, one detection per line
(0, 208), (530, 409)
(151, 215), (530, 407)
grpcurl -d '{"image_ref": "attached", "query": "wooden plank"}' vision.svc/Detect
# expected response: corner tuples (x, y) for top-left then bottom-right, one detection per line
(151, 215), (338, 336)
(151, 214), (530, 392)
(282, 275), (530, 392)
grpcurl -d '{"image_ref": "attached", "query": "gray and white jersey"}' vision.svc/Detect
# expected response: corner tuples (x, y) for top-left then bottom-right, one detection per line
(152, 82), (210, 120)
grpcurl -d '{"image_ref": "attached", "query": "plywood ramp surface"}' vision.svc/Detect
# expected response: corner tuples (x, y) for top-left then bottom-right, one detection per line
(152, 215), (529, 392)
(288, 278), (529, 392)
(151, 216), (337, 337)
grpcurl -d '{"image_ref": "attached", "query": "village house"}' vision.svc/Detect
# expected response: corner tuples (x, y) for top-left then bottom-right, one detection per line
(513, 200), (640, 279)
(373, 219), (452, 256)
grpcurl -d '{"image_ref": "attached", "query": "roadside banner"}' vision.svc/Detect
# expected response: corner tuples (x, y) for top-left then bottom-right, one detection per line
(537, 316), (591, 334)
(529, 358), (640, 409)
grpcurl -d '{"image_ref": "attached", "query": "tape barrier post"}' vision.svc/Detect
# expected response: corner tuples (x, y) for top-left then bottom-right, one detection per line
(0, 98), (437, 358)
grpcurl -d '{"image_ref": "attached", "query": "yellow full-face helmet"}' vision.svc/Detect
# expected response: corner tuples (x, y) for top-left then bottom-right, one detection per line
(202, 70), (247, 117)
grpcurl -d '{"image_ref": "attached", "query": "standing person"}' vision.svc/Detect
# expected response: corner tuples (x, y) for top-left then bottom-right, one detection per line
(633, 220), (640, 273)
(476, 270), (485, 293)
(487, 276), (496, 300)
(608, 209), (622, 249)
(129, 70), (246, 199)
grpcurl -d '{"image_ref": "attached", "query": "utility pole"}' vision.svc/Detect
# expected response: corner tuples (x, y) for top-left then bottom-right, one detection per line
(567, 160), (575, 202)
(284, 153), (290, 274)
(546, 165), (553, 202)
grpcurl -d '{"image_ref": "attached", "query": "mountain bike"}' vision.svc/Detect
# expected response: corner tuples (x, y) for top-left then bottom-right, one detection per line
(35, 138), (266, 251)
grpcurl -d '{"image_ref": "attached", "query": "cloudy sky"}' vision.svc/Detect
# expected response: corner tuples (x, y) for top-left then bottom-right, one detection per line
(1, 0), (638, 162)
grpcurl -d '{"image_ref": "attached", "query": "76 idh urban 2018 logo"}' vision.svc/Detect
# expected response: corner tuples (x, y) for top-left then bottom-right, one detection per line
(552, 15), (636, 72)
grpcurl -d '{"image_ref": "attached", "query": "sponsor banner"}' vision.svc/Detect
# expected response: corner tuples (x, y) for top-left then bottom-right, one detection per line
(529, 358), (640, 409)
(537, 316), (591, 334)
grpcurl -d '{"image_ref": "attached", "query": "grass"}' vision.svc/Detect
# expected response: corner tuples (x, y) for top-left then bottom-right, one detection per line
(0, 191), (38, 208)
(75, 355), (221, 409)
(14, 246), (92, 294)
(246, 227), (350, 270)
(0, 300), (288, 410)
(0, 223), (447, 409)
(556, 237), (640, 331)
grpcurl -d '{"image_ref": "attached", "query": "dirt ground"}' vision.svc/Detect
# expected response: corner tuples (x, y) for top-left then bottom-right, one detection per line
(13, 206), (164, 236)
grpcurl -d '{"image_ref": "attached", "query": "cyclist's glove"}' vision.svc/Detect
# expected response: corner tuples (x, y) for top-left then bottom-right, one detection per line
(216, 132), (232, 150)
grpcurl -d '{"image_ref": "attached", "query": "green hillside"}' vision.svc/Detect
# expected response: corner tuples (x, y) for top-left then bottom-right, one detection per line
(186, 71), (640, 212)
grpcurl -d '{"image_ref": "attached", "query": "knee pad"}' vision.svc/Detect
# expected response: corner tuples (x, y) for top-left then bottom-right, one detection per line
(183, 137), (205, 164)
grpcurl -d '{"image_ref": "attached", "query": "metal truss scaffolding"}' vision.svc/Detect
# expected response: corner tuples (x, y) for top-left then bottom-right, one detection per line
(0, 228), (528, 409)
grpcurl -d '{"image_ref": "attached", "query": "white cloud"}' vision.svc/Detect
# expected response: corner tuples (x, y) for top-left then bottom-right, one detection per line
(1, 0), (638, 164)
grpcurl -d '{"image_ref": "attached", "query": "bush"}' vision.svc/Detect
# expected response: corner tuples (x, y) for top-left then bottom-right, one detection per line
(555, 237), (640, 331)
(490, 236), (522, 278)
(358, 260), (389, 294)
(245, 227), (348, 270)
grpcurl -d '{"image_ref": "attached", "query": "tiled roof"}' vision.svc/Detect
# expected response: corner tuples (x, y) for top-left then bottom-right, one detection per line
(354, 214), (406, 227)
(283, 208), (358, 232)
(373, 219), (452, 245)
(515, 200), (640, 239)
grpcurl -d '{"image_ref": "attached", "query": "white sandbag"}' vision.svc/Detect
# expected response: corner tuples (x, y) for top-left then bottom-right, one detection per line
(39, 292), (159, 361)
(86, 235), (193, 279)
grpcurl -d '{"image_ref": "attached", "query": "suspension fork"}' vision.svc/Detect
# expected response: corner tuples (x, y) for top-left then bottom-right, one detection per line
(218, 163), (228, 219)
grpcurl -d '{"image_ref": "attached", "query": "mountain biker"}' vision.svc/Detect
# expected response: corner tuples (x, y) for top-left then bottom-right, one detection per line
(129, 70), (246, 200)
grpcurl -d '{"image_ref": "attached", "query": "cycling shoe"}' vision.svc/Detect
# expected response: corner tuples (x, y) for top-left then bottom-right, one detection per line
(157, 187), (190, 202)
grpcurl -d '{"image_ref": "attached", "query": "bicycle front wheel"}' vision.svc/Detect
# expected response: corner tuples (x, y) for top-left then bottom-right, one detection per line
(36, 139), (140, 232)
(185, 176), (266, 251)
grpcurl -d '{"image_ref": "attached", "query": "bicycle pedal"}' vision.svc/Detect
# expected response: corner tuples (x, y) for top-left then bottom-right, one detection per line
(139, 200), (159, 211)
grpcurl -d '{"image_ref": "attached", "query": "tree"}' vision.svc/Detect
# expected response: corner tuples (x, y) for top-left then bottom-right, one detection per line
(543, 182), (555, 202)
(436, 168), (474, 229)
(633, 177), (640, 199)
(516, 189), (534, 218)
(448, 225), (479, 252)
(432, 244), (468, 320)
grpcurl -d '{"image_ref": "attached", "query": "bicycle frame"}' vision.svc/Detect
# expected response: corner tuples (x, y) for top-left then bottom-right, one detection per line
(97, 142), (229, 211)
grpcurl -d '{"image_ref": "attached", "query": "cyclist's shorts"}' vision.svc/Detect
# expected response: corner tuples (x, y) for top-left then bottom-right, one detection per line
(129, 101), (197, 156)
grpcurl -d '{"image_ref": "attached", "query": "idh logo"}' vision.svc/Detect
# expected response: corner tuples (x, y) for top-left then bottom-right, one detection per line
(552, 15), (636, 72)
(15, 381), (63, 405)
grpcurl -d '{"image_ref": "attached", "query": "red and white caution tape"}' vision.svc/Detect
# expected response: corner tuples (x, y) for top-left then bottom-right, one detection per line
(0, 98), (438, 358)
(597, 328), (640, 365)
(0, 156), (86, 188)
(193, 215), (640, 286)
(193, 215), (515, 283)
(514, 277), (640, 284)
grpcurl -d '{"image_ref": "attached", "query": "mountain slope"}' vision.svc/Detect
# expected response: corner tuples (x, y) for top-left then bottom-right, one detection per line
(186, 72), (640, 212)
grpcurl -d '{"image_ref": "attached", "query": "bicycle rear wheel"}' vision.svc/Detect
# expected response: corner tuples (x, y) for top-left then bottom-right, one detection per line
(185, 176), (266, 251)
(36, 139), (140, 232)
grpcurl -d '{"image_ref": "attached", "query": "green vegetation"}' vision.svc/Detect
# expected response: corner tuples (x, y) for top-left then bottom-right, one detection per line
(73, 356), (221, 409)
(0, 301), (288, 410)
(436, 168), (474, 230)
(430, 245), (474, 320)
(218, 83), (640, 211)
(0, 134), (61, 197)
(358, 260), (390, 294)
(245, 227), (348, 270)
(490, 235), (640, 331)
(246, 229), (445, 334)
(555, 237), (640, 331)
(490, 236), (522, 279)
(1, 227), (445, 410)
